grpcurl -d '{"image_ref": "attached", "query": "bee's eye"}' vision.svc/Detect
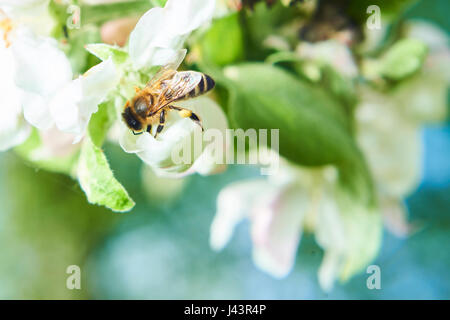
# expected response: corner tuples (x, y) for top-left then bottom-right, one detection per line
(134, 98), (148, 118)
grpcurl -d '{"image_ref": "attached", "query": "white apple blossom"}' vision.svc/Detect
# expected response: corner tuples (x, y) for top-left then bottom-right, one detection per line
(86, 0), (223, 176)
(210, 151), (382, 291)
(0, 1), (119, 149)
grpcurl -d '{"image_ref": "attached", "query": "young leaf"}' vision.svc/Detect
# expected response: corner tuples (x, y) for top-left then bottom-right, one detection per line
(77, 136), (135, 212)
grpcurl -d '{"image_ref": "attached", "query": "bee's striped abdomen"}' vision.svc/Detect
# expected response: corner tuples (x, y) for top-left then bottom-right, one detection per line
(186, 73), (215, 99)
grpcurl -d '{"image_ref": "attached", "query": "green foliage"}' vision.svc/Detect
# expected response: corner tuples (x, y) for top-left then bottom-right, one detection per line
(79, 97), (134, 212)
(80, 0), (152, 26)
(242, 2), (299, 60)
(77, 136), (135, 212)
(319, 66), (357, 117)
(199, 13), (244, 66)
(379, 38), (428, 80)
(346, 0), (418, 23)
(223, 63), (374, 205)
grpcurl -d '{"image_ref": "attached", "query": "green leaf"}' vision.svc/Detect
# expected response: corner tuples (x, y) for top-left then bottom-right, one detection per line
(223, 63), (374, 205)
(199, 13), (244, 66)
(319, 65), (357, 117)
(77, 136), (134, 212)
(85, 43), (129, 65)
(379, 38), (428, 80)
(88, 100), (118, 147)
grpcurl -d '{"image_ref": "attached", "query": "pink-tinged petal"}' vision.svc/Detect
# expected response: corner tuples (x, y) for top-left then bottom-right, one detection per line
(210, 179), (273, 251)
(381, 196), (418, 237)
(39, 126), (81, 158)
(250, 185), (306, 278)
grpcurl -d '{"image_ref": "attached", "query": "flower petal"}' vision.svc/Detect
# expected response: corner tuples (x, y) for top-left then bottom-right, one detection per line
(21, 90), (53, 129)
(315, 183), (382, 291)
(209, 179), (271, 251)
(11, 33), (72, 96)
(50, 58), (118, 140)
(250, 184), (306, 278)
(0, 0), (55, 36)
(164, 0), (215, 36)
(129, 0), (215, 68)
(356, 88), (422, 197)
(0, 46), (30, 150)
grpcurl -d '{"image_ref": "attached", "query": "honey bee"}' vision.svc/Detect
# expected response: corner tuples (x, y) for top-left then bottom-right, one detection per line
(122, 67), (215, 137)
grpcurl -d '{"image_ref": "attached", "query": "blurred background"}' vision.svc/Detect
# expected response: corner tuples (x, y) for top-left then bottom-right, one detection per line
(0, 0), (449, 299)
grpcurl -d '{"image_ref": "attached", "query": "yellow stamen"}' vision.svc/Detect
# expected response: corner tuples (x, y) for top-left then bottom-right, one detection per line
(0, 11), (13, 48)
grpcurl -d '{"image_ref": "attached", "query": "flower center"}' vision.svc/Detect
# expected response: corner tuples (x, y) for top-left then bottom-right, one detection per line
(0, 10), (13, 48)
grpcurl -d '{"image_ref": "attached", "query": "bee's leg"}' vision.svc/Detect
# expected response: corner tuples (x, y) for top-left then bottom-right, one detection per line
(146, 124), (152, 134)
(154, 109), (166, 138)
(169, 105), (203, 131)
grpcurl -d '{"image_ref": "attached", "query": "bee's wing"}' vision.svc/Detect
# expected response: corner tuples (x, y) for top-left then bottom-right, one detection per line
(145, 67), (177, 91)
(160, 71), (203, 103)
(145, 50), (187, 90)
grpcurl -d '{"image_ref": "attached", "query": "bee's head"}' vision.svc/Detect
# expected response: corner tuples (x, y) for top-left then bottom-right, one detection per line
(122, 106), (143, 132)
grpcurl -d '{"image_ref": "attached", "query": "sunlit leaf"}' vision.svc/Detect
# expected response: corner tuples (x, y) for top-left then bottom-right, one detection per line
(77, 136), (134, 212)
